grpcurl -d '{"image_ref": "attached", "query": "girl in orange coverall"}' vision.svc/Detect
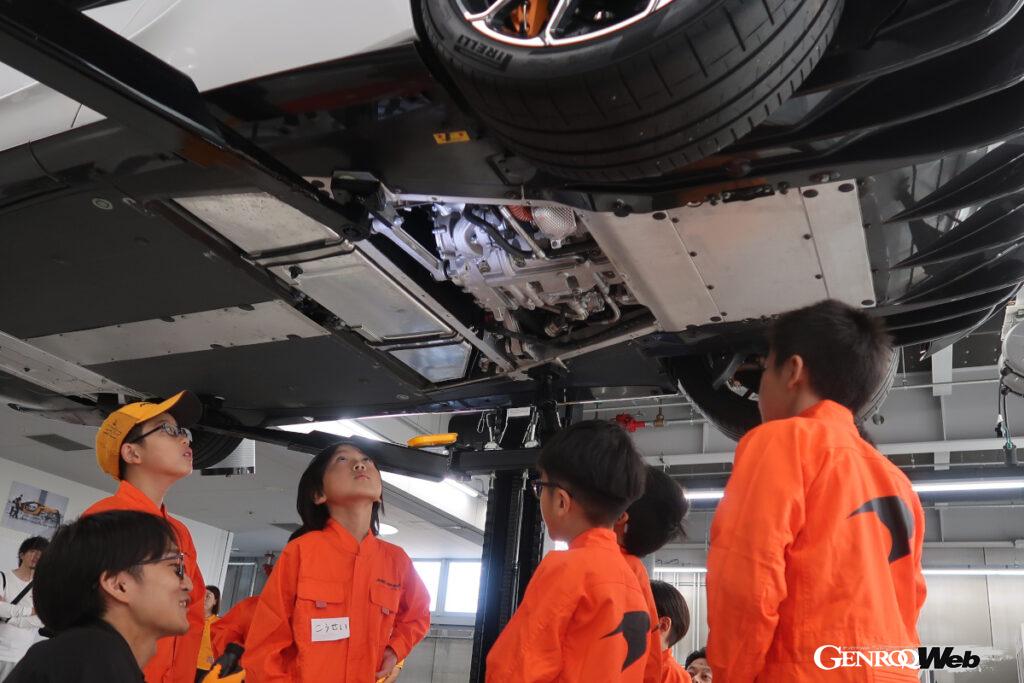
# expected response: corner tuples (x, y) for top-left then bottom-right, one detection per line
(245, 442), (431, 683)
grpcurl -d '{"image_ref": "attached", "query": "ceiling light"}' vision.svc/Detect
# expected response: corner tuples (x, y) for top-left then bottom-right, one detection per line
(682, 478), (1024, 502)
(652, 566), (1024, 576)
(912, 479), (1024, 494)
(444, 478), (480, 498)
(379, 523), (398, 536)
(654, 566), (708, 574)
(685, 490), (725, 501)
(922, 568), (1024, 576)
(279, 418), (384, 441)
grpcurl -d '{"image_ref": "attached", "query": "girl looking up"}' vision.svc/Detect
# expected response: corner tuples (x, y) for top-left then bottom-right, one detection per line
(245, 442), (430, 683)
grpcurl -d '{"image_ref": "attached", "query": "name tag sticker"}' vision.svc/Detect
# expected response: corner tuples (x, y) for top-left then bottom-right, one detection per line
(311, 617), (350, 642)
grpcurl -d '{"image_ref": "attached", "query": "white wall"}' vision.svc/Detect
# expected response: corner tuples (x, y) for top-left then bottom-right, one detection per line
(0, 457), (232, 587)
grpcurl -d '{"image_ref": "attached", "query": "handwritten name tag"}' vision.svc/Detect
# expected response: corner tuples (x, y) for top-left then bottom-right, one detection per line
(311, 617), (350, 642)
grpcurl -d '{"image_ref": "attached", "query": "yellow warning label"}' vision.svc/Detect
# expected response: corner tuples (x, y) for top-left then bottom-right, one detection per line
(433, 130), (471, 145)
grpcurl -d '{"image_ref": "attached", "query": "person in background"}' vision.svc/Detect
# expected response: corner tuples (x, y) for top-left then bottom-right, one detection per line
(245, 442), (430, 683)
(84, 391), (207, 683)
(210, 530), (308, 681)
(684, 649), (711, 683)
(649, 581), (691, 683)
(615, 468), (689, 683)
(485, 420), (648, 683)
(196, 586), (221, 681)
(0, 537), (49, 681)
(5, 511), (192, 683)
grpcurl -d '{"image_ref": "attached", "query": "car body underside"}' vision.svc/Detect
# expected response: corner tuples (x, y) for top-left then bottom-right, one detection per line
(2, 0), (1024, 460)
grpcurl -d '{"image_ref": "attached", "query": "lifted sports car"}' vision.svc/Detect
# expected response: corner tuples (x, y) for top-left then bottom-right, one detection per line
(2, 0), (1023, 467)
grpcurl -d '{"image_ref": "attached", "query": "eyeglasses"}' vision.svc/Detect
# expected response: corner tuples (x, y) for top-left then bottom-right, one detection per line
(530, 480), (572, 500)
(135, 552), (187, 580)
(130, 423), (193, 444)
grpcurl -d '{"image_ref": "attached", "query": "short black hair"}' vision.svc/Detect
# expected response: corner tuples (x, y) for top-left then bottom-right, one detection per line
(622, 468), (688, 557)
(297, 442), (383, 536)
(770, 299), (892, 415)
(684, 648), (707, 668)
(17, 536), (48, 565)
(537, 420), (646, 526)
(650, 580), (690, 648)
(205, 585), (221, 615)
(33, 510), (177, 633)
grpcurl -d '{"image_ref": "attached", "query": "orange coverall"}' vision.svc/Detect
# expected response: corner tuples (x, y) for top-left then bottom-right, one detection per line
(211, 595), (261, 659)
(622, 551), (664, 683)
(659, 649), (692, 683)
(83, 481), (206, 683)
(707, 400), (927, 682)
(245, 519), (430, 683)
(486, 528), (651, 683)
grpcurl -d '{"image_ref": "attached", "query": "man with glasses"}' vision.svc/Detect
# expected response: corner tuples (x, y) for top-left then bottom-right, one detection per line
(83, 392), (207, 683)
(6, 511), (193, 682)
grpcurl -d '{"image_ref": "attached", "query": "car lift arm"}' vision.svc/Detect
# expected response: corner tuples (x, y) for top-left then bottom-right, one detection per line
(0, 0), (371, 241)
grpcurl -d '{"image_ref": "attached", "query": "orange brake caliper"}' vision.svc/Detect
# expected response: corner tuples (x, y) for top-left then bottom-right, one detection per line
(510, 0), (550, 38)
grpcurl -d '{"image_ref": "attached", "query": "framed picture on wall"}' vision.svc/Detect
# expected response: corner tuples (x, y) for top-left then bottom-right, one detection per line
(3, 481), (68, 538)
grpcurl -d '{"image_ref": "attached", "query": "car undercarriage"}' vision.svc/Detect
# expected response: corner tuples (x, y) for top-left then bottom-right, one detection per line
(2, 0), (1024, 461)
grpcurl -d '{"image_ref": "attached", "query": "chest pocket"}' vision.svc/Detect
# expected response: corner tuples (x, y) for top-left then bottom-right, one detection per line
(369, 582), (401, 642)
(294, 579), (348, 645)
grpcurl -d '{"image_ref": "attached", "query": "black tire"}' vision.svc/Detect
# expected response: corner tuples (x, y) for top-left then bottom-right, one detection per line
(191, 427), (243, 471)
(421, 0), (844, 181)
(670, 348), (898, 441)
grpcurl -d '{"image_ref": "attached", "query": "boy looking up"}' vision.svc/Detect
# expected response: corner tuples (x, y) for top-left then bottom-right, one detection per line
(84, 391), (207, 683)
(486, 420), (648, 682)
(707, 300), (926, 681)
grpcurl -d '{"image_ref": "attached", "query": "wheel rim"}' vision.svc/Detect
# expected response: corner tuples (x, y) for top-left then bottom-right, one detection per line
(458, 0), (679, 47)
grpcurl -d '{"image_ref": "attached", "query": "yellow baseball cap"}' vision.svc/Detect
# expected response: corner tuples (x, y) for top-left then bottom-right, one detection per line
(95, 390), (203, 480)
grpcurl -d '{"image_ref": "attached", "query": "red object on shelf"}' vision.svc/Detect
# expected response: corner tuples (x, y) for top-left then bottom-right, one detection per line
(614, 413), (646, 433)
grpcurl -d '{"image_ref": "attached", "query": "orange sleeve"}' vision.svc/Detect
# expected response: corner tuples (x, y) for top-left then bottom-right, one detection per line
(911, 494), (928, 630)
(211, 597), (260, 659)
(387, 555), (431, 661)
(485, 555), (578, 683)
(245, 546), (300, 683)
(706, 425), (806, 682)
(626, 555), (662, 683)
(158, 521), (206, 683)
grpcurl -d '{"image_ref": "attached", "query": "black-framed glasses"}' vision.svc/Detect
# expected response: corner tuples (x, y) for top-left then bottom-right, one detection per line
(130, 423), (193, 444)
(135, 552), (186, 580)
(530, 480), (572, 500)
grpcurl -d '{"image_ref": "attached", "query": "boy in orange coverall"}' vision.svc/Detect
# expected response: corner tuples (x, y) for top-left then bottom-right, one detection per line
(615, 467), (689, 683)
(707, 300), (926, 681)
(486, 420), (648, 683)
(84, 391), (207, 683)
(650, 581), (692, 683)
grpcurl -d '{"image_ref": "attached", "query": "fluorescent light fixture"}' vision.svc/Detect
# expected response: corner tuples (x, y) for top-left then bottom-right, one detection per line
(444, 478), (480, 498)
(654, 567), (708, 574)
(685, 490), (725, 501)
(553, 541), (569, 551)
(651, 566), (1024, 576)
(279, 418), (385, 441)
(683, 478), (1024, 502)
(922, 568), (1024, 576)
(912, 479), (1024, 494)
(378, 523), (398, 536)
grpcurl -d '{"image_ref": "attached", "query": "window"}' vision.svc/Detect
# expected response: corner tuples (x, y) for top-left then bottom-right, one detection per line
(443, 561), (481, 613)
(412, 560), (441, 612)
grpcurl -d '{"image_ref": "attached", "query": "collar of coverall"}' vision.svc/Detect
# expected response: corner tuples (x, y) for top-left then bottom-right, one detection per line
(326, 517), (381, 553)
(798, 399), (855, 427)
(115, 480), (169, 517)
(569, 527), (619, 551)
